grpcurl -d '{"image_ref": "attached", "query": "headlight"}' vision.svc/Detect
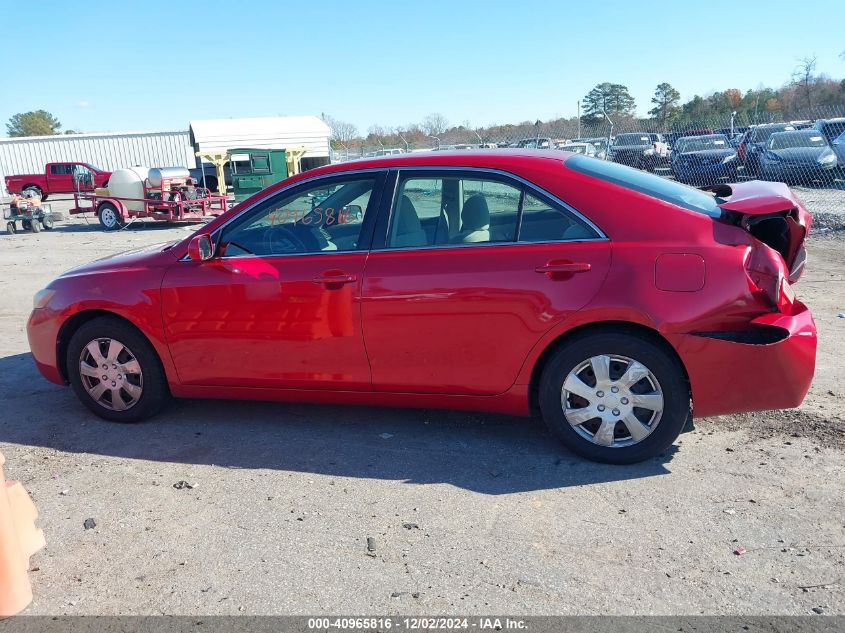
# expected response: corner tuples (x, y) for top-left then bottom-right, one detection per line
(33, 288), (55, 310)
(721, 154), (737, 163)
(818, 151), (836, 164)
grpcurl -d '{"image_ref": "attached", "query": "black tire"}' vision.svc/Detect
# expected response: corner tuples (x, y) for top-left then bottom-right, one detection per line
(66, 316), (170, 423)
(40, 216), (55, 230)
(98, 203), (125, 230)
(6, 221), (16, 234)
(21, 219), (32, 231)
(22, 186), (42, 199)
(539, 330), (690, 464)
(30, 219), (42, 233)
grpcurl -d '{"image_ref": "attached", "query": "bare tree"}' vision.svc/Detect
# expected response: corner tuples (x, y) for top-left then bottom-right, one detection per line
(324, 115), (359, 144)
(792, 55), (818, 110)
(367, 125), (387, 143)
(421, 113), (448, 136)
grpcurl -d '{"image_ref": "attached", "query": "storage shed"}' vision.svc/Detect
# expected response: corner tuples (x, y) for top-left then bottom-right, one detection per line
(189, 116), (331, 171)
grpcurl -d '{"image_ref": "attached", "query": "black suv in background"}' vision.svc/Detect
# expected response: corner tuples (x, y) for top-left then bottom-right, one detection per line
(608, 133), (669, 171)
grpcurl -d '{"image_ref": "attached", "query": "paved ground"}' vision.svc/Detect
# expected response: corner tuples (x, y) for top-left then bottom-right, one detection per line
(0, 199), (843, 616)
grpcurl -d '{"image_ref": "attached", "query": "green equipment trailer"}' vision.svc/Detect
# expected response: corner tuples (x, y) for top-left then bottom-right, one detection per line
(229, 148), (289, 202)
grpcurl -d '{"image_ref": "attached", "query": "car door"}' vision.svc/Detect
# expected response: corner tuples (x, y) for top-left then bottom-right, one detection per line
(46, 164), (74, 192)
(360, 169), (612, 396)
(161, 171), (386, 390)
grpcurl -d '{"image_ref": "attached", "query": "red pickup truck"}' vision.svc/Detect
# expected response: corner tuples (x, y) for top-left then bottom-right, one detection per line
(4, 162), (111, 200)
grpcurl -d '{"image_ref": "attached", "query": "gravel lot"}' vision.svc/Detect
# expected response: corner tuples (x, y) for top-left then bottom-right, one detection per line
(1, 198), (844, 616)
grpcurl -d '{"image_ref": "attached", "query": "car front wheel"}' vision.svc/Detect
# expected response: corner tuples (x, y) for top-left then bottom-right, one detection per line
(67, 317), (169, 422)
(539, 331), (690, 464)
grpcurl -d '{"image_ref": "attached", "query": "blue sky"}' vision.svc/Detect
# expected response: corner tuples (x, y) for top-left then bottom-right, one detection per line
(2, 0), (843, 135)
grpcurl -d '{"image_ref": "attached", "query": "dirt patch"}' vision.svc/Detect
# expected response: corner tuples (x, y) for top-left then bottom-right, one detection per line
(707, 408), (845, 450)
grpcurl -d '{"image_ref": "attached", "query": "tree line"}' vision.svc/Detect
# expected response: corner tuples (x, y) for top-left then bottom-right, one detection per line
(328, 55), (845, 149)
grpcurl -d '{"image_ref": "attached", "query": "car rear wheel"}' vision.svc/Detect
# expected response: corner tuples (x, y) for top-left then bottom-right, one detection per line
(539, 331), (690, 464)
(22, 186), (42, 199)
(67, 317), (169, 423)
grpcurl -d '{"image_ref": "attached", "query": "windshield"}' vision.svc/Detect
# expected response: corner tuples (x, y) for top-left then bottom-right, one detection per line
(750, 124), (794, 143)
(566, 155), (721, 218)
(675, 135), (730, 153)
(615, 134), (652, 146)
(769, 131), (828, 150)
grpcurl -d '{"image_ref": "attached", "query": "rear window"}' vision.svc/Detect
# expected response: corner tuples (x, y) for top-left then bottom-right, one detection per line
(565, 155), (721, 218)
(616, 134), (651, 146)
(750, 124), (794, 143)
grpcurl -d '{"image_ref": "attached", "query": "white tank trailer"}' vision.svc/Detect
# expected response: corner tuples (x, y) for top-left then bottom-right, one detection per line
(106, 167), (193, 211)
(73, 164), (227, 230)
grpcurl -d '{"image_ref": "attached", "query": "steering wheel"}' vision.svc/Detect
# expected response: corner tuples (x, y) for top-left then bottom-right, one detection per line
(263, 225), (309, 254)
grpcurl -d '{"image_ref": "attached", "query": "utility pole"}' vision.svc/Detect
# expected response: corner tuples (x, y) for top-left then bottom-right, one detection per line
(577, 100), (581, 139)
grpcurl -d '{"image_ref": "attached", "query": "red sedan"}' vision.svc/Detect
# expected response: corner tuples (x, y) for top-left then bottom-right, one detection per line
(27, 151), (816, 464)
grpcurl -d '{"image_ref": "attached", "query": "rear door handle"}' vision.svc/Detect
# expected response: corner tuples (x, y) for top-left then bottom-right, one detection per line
(535, 262), (591, 275)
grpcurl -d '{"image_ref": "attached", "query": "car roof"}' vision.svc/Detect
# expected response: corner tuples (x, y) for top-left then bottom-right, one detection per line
(289, 149), (571, 181)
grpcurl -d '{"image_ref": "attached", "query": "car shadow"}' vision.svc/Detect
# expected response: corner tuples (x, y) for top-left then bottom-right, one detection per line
(0, 352), (677, 494)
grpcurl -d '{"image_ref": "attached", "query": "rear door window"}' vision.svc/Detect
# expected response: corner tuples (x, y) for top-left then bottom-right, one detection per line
(384, 170), (602, 249)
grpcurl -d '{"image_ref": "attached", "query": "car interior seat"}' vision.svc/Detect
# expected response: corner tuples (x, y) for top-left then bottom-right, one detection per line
(455, 194), (491, 243)
(392, 195), (428, 247)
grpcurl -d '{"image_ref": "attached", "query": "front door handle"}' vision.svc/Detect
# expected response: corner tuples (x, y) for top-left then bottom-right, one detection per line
(312, 272), (357, 287)
(535, 262), (591, 277)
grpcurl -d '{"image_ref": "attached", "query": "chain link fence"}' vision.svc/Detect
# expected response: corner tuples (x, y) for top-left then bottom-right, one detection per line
(332, 106), (845, 219)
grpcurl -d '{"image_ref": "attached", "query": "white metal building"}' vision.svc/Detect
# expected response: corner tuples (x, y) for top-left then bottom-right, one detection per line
(189, 116), (331, 170)
(0, 130), (193, 196)
(0, 116), (332, 196)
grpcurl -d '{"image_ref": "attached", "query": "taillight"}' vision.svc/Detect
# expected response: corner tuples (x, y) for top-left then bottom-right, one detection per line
(744, 246), (794, 314)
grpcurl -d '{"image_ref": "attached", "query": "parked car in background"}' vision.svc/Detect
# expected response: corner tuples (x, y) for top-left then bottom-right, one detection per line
(813, 118), (845, 146)
(27, 150), (815, 465)
(759, 130), (838, 185)
(578, 137), (609, 160)
(608, 133), (669, 171)
(4, 162), (111, 200)
(556, 141), (597, 157)
(670, 134), (738, 185)
(736, 123), (796, 176)
(514, 137), (553, 149)
(832, 130), (845, 174)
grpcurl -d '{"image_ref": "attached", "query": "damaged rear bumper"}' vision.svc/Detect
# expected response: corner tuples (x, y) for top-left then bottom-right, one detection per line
(668, 302), (816, 417)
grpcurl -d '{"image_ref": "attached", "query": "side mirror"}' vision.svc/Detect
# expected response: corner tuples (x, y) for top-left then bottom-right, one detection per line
(341, 204), (364, 223)
(188, 234), (214, 261)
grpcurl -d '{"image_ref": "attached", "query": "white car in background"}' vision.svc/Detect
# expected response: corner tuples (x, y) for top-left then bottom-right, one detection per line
(555, 141), (597, 157)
